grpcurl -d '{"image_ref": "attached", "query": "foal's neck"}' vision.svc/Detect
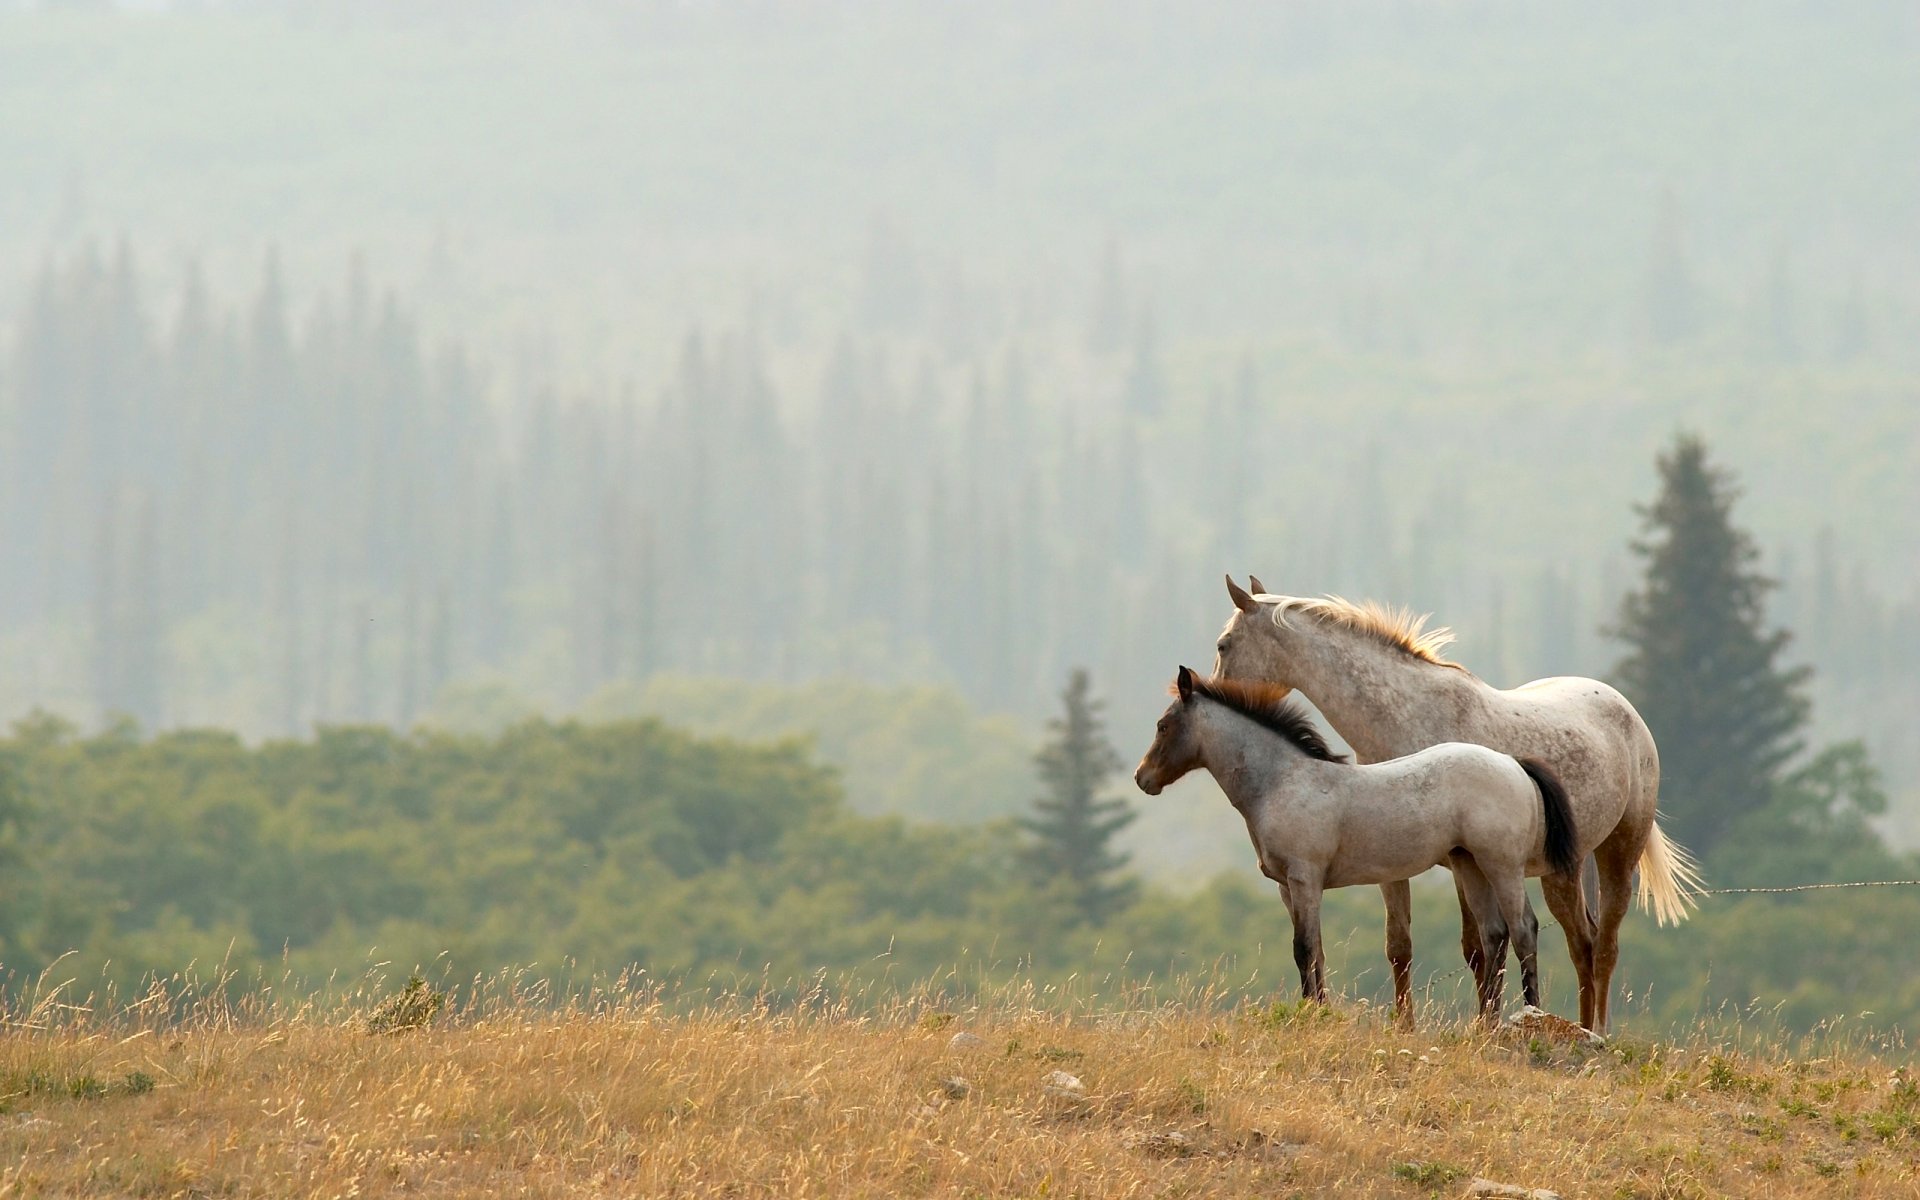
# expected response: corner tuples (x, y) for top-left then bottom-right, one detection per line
(1196, 705), (1312, 816)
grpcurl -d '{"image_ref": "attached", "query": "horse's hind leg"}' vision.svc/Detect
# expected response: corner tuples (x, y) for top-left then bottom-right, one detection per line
(1491, 873), (1543, 1010)
(1381, 880), (1414, 1026)
(1539, 866), (1598, 1027)
(1447, 871), (1490, 1005)
(1591, 829), (1644, 1032)
(1450, 855), (1509, 1024)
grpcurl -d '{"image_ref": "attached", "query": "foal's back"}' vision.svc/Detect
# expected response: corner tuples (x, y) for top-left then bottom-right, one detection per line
(1265, 742), (1538, 890)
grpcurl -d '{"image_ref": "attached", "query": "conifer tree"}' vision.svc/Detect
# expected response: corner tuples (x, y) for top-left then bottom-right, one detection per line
(1643, 189), (1700, 345)
(1020, 669), (1136, 924)
(1088, 236), (1128, 354)
(1122, 311), (1166, 418)
(1610, 434), (1810, 858)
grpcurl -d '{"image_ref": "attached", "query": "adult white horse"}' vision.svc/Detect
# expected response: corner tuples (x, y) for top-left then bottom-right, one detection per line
(1134, 666), (1582, 1021)
(1214, 576), (1701, 1032)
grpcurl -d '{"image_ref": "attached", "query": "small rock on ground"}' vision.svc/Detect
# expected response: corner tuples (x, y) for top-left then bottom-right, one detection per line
(939, 1076), (972, 1100)
(1504, 1006), (1605, 1047)
(1042, 1069), (1085, 1095)
(1131, 1130), (1195, 1158)
(947, 1031), (985, 1050)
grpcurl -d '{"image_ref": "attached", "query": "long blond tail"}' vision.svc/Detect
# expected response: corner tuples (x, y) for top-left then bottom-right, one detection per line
(1637, 820), (1705, 926)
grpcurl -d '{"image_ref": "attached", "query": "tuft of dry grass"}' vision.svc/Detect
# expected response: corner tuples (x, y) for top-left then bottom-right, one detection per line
(0, 968), (1915, 1198)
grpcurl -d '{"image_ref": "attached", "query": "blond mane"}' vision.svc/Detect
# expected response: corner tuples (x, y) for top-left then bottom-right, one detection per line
(1266, 595), (1465, 670)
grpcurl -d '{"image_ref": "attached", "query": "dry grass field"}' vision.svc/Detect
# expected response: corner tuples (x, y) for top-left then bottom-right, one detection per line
(1, 972), (1915, 1199)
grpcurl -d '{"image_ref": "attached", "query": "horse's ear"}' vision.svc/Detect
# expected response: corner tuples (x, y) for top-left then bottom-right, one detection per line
(1176, 665), (1195, 701)
(1225, 575), (1257, 613)
(1248, 574), (1268, 595)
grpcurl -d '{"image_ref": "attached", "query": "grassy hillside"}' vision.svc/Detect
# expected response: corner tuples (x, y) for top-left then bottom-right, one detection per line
(2, 977), (1915, 1197)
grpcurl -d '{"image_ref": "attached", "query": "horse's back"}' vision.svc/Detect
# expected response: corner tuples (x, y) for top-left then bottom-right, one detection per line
(1361, 741), (1533, 809)
(1485, 674), (1660, 839)
(1381, 739), (1522, 779)
(1495, 676), (1655, 762)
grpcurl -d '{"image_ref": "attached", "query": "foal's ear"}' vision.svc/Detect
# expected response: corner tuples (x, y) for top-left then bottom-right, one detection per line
(1247, 574), (1268, 595)
(1176, 665), (1195, 702)
(1225, 575), (1257, 613)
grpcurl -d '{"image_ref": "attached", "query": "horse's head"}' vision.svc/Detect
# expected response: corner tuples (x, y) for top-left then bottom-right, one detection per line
(1134, 666), (1207, 796)
(1213, 574), (1297, 698)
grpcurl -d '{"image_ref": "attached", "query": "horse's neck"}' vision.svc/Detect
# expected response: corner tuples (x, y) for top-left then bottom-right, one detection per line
(1196, 708), (1302, 817)
(1282, 623), (1482, 762)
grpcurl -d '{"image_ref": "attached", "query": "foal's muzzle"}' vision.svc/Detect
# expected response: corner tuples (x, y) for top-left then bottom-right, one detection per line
(1134, 766), (1163, 796)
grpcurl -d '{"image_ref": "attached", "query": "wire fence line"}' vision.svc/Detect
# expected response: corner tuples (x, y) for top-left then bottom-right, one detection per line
(1696, 878), (1920, 896)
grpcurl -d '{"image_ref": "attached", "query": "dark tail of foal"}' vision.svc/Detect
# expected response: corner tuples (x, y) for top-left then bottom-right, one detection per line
(1518, 758), (1581, 878)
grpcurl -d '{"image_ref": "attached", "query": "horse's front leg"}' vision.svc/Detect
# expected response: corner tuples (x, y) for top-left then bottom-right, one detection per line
(1381, 879), (1413, 1026)
(1287, 871), (1328, 1002)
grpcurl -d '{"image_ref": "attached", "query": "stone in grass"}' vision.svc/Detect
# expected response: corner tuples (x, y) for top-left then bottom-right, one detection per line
(939, 1076), (972, 1100)
(1042, 1070), (1085, 1097)
(1465, 1178), (1563, 1200)
(1132, 1130), (1196, 1158)
(1041, 1069), (1092, 1116)
(1504, 1005), (1605, 1048)
(948, 1031), (986, 1051)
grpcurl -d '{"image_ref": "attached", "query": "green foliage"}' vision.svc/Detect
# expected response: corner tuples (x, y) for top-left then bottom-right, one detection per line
(1710, 741), (1900, 886)
(1612, 434), (1812, 860)
(1255, 998), (1344, 1029)
(1018, 671), (1138, 925)
(569, 675), (1036, 824)
(366, 975), (445, 1035)
(0, 713), (847, 992)
(5, 706), (1920, 1037)
(1391, 1160), (1466, 1190)
(1174, 1077), (1208, 1114)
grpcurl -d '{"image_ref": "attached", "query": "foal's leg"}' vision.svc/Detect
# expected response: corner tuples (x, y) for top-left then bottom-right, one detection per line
(1486, 868), (1542, 1010)
(1381, 880), (1414, 1025)
(1539, 866), (1598, 1028)
(1451, 858), (1510, 1024)
(1286, 873), (1328, 1002)
(1448, 871), (1490, 1002)
(1275, 880), (1301, 997)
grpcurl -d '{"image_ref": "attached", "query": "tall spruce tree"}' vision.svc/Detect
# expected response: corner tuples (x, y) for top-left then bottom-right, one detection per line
(1643, 189), (1700, 345)
(1610, 434), (1811, 859)
(1020, 669), (1137, 924)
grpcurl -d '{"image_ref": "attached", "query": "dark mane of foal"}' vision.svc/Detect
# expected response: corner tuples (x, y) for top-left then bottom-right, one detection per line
(1180, 675), (1350, 764)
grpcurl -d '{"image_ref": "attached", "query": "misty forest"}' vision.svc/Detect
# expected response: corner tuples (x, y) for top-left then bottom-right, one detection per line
(1, 1), (1918, 1038)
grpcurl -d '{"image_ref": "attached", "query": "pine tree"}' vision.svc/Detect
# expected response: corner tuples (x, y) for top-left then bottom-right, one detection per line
(1610, 434), (1811, 859)
(1020, 669), (1137, 924)
(1088, 236), (1128, 354)
(1121, 311), (1166, 418)
(1643, 189), (1700, 346)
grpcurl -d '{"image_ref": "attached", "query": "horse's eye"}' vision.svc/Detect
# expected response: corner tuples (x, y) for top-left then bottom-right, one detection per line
(1156, 719), (1168, 732)
(1216, 639), (1230, 654)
